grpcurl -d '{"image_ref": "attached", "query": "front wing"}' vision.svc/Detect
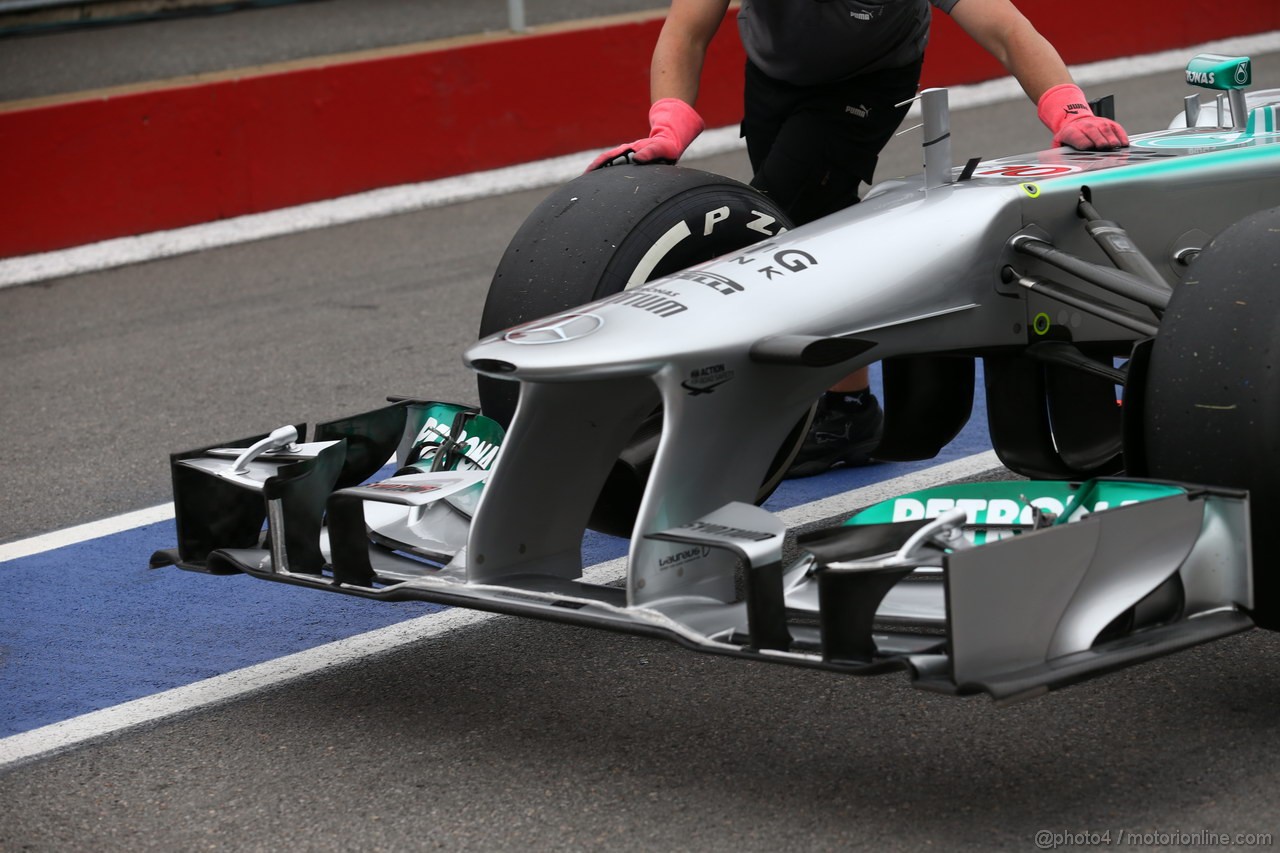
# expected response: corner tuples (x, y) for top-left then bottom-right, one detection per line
(151, 400), (1254, 704)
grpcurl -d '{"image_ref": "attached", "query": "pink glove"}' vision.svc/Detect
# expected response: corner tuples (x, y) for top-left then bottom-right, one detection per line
(586, 98), (705, 172)
(1037, 84), (1129, 151)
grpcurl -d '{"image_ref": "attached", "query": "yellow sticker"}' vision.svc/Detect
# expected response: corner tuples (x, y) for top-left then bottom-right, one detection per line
(1020, 183), (1041, 199)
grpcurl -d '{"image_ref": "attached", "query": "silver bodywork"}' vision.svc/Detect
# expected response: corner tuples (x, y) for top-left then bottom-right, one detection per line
(464, 93), (1280, 609)
(156, 63), (1280, 700)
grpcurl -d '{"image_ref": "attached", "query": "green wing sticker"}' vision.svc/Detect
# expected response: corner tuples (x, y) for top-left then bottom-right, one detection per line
(402, 402), (505, 472)
(844, 480), (1186, 544)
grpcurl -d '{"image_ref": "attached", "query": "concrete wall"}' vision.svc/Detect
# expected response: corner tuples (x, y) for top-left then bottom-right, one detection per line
(1, 3), (1277, 259)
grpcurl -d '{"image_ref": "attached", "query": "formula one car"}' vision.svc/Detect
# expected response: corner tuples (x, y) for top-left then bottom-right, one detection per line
(153, 54), (1280, 703)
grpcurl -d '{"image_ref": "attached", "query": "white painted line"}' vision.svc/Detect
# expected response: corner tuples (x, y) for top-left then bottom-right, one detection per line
(584, 450), (1001, 581)
(0, 503), (176, 564)
(1067, 31), (1280, 89)
(0, 449), (1002, 771)
(1, 32), (1275, 289)
(0, 153), (604, 289)
(0, 607), (497, 772)
(775, 450), (1002, 529)
(913, 31), (1280, 114)
(0, 450), (1002, 565)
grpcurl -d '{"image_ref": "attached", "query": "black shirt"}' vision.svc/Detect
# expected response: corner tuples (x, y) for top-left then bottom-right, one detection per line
(738, 0), (961, 85)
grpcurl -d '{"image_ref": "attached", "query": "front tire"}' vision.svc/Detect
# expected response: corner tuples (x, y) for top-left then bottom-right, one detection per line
(477, 165), (804, 536)
(1143, 206), (1280, 628)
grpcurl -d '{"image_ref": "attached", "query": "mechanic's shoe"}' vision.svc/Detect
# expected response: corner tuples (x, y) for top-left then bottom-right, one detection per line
(785, 391), (884, 478)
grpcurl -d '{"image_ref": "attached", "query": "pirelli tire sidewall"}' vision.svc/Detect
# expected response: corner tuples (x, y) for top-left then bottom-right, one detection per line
(478, 164), (793, 424)
(1142, 205), (1280, 629)
(477, 164), (798, 537)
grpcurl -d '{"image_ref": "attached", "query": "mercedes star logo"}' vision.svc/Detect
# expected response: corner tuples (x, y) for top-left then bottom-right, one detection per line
(504, 313), (605, 345)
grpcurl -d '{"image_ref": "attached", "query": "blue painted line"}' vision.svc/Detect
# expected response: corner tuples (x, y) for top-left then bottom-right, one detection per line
(0, 531), (443, 738)
(0, 371), (992, 739)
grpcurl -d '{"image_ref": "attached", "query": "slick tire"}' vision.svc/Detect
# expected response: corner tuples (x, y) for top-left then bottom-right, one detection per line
(1142, 205), (1280, 629)
(477, 164), (806, 536)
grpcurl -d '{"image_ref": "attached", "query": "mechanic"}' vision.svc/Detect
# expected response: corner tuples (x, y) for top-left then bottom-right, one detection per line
(588, 0), (1129, 477)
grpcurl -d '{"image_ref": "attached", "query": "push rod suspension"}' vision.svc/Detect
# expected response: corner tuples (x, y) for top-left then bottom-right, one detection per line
(1011, 235), (1171, 312)
(1002, 267), (1160, 338)
(1075, 196), (1174, 295)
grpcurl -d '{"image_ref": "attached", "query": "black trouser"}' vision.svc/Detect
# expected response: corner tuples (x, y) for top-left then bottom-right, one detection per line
(741, 58), (923, 226)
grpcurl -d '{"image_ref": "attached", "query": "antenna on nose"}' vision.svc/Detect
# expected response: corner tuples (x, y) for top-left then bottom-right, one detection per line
(897, 88), (953, 190)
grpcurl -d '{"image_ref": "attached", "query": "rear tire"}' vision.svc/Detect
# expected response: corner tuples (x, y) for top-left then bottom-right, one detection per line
(478, 165), (805, 536)
(1143, 206), (1280, 628)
